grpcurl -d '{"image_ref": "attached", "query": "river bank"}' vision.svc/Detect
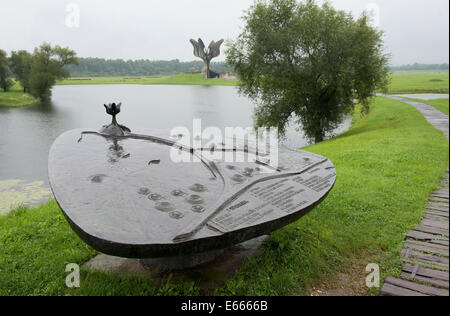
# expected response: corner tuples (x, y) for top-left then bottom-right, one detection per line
(56, 73), (238, 86)
(0, 90), (39, 107)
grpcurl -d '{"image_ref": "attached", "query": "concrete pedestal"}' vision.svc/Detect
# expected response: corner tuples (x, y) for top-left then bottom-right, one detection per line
(84, 236), (269, 290)
(140, 249), (225, 271)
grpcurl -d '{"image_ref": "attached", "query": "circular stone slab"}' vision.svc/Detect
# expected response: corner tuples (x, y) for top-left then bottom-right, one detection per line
(49, 128), (336, 259)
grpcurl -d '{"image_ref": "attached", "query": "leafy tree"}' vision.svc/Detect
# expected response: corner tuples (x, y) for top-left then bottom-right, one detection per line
(226, 0), (390, 142)
(9, 50), (33, 93)
(29, 43), (79, 101)
(0, 49), (14, 92)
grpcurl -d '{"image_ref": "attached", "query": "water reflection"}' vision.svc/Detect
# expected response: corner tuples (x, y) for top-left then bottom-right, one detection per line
(0, 85), (350, 186)
(107, 139), (129, 164)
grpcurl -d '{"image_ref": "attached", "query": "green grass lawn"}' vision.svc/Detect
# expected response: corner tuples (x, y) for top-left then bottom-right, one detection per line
(0, 91), (39, 107)
(0, 82), (39, 108)
(0, 96), (448, 296)
(404, 98), (449, 115)
(57, 73), (239, 87)
(388, 71), (449, 94)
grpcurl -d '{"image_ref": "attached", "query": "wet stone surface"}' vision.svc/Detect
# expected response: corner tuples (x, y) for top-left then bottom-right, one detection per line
(49, 128), (337, 259)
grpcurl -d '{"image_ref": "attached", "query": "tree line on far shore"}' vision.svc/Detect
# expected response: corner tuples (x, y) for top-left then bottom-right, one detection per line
(64, 58), (234, 77)
(390, 63), (449, 72)
(0, 43), (78, 101)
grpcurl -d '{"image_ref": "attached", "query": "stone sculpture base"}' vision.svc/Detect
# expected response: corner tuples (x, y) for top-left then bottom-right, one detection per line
(201, 66), (220, 79)
(84, 236), (268, 290)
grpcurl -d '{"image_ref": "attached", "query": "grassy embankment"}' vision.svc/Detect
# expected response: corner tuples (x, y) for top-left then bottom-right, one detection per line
(58, 72), (450, 94)
(56, 73), (238, 86)
(0, 96), (448, 296)
(387, 71), (449, 94)
(56, 72), (450, 94)
(0, 82), (39, 108)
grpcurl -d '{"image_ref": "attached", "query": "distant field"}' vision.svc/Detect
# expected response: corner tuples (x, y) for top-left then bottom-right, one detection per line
(57, 73), (239, 87)
(388, 71), (449, 94)
(58, 72), (449, 95)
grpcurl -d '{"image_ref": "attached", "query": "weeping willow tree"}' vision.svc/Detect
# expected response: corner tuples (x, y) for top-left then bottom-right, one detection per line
(227, 0), (390, 143)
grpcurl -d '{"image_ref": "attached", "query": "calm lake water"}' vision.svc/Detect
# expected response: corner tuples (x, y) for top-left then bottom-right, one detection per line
(0, 85), (350, 185)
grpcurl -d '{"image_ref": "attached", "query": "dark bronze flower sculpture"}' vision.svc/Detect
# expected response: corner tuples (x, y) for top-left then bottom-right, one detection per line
(105, 102), (121, 124)
(190, 38), (224, 79)
(101, 102), (131, 136)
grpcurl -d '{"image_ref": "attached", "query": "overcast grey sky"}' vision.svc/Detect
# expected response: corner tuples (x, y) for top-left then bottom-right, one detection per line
(1, 0), (448, 66)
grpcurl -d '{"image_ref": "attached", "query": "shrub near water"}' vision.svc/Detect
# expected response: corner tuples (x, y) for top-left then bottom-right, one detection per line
(0, 97), (448, 295)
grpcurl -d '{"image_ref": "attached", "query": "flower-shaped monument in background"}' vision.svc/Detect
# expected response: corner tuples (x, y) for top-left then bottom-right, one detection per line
(190, 38), (224, 79)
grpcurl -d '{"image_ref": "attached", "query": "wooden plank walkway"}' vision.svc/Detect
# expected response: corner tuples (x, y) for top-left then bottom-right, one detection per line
(380, 96), (449, 296)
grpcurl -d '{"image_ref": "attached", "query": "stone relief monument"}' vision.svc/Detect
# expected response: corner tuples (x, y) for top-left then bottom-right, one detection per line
(48, 104), (337, 270)
(190, 38), (224, 79)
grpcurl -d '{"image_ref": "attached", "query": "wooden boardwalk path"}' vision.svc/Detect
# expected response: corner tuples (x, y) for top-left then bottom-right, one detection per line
(380, 96), (449, 296)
